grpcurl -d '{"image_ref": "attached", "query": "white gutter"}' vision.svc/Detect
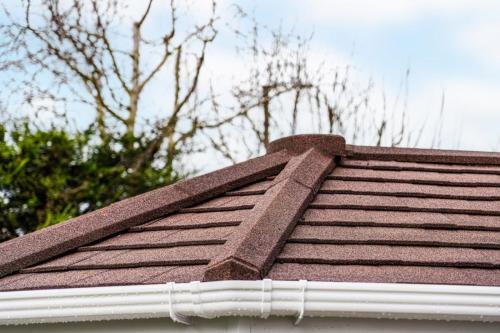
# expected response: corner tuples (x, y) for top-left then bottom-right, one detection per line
(1, 280), (500, 325)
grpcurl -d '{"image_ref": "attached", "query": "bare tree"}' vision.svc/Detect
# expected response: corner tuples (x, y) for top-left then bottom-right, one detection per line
(1, 0), (425, 169)
(0, 0), (221, 171)
(207, 7), (414, 161)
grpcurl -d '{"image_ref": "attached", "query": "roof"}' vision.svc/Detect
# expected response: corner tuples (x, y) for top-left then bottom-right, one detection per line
(1, 134), (500, 291)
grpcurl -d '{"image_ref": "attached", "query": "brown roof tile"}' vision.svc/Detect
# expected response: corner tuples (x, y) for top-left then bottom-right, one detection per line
(341, 159), (500, 174)
(347, 144), (500, 165)
(277, 243), (500, 267)
(0, 270), (107, 291)
(267, 264), (500, 286)
(330, 167), (500, 186)
(73, 267), (181, 286)
(179, 194), (259, 213)
(290, 225), (500, 249)
(134, 210), (248, 231)
(144, 265), (206, 284)
(72, 246), (218, 268)
(321, 179), (500, 200)
(23, 246), (219, 274)
(20, 251), (101, 273)
(2, 134), (500, 290)
(225, 180), (273, 195)
(78, 227), (233, 251)
(311, 193), (500, 215)
(302, 208), (500, 230)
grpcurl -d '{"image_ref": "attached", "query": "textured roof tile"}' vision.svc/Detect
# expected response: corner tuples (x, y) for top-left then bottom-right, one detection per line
(302, 208), (500, 230)
(330, 167), (500, 186)
(144, 265), (206, 284)
(79, 227), (233, 251)
(69, 246), (220, 269)
(20, 251), (101, 273)
(0, 270), (107, 291)
(72, 266), (182, 286)
(311, 193), (500, 215)
(278, 243), (500, 267)
(226, 180), (273, 195)
(2, 134), (500, 290)
(321, 179), (500, 200)
(268, 264), (500, 286)
(179, 195), (259, 213)
(290, 225), (500, 248)
(341, 159), (500, 174)
(347, 144), (500, 165)
(134, 210), (248, 231)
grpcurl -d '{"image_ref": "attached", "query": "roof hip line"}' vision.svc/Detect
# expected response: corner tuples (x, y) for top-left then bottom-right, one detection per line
(203, 146), (338, 281)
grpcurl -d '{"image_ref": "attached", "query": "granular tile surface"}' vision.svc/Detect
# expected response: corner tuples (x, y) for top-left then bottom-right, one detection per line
(268, 155), (500, 285)
(1, 134), (500, 291)
(0, 178), (271, 291)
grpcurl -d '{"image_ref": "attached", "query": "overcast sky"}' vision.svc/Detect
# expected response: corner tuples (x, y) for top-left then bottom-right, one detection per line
(207, 0), (500, 151)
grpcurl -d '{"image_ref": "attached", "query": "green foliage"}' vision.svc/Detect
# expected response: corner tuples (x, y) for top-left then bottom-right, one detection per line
(0, 121), (183, 242)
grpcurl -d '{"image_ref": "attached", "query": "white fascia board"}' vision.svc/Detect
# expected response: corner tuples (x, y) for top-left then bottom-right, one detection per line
(1, 280), (500, 325)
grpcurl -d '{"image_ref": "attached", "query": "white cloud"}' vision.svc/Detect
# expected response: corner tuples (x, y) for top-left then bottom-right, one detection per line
(294, 0), (500, 26)
(456, 21), (500, 69)
(409, 79), (500, 150)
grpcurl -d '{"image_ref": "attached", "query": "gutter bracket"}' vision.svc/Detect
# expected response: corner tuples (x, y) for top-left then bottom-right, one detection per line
(190, 281), (214, 319)
(294, 279), (307, 325)
(260, 279), (272, 319)
(166, 282), (191, 325)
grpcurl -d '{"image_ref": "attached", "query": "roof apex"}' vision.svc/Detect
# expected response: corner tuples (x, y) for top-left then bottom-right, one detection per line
(267, 134), (346, 156)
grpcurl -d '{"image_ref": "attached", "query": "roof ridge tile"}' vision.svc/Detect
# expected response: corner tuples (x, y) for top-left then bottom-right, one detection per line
(267, 134), (346, 156)
(203, 148), (335, 281)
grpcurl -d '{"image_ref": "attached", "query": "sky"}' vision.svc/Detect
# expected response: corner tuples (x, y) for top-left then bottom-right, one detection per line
(221, 0), (500, 151)
(2, 0), (500, 165)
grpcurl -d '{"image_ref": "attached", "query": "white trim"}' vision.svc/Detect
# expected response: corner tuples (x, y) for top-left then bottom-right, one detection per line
(1, 280), (500, 325)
